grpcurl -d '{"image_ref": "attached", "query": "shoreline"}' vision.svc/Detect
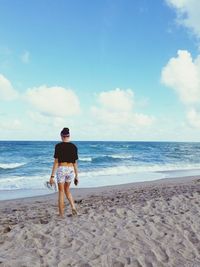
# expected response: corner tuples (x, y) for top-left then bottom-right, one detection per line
(0, 175), (200, 204)
(0, 174), (199, 203)
(1, 175), (200, 266)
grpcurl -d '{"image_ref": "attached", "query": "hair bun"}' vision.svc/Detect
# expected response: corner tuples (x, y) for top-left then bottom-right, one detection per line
(61, 127), (70, 136)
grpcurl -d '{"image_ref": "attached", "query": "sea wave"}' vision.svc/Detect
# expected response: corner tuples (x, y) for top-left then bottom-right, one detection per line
(79, 154), (133, 162)
(92, 154), (133, 162)
(80, 163), (200, 177)
(0, 163), (26, 169)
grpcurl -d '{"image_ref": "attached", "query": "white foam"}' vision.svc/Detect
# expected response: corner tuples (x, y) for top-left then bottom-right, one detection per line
(0, 175), (50, 190)
(1, 163), (200, 191)
(79, 157), (92, 162)
(0, 163), (25, 169)
(110, 154), (132, 159)
(79, 163), (200, 177)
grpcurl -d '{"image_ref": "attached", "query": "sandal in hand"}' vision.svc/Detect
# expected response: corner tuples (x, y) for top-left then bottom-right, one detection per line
(44, 181), (57, 191)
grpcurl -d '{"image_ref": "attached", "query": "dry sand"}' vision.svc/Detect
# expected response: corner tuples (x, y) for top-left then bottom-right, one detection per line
(0, 176), (200, 267)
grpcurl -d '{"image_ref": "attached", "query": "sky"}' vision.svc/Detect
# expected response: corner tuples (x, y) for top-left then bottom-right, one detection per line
(1, 0), (200, 141)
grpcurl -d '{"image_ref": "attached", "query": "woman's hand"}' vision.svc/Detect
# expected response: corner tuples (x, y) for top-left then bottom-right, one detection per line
(49, 176), (55, 185)
(74, 176), (79, 186)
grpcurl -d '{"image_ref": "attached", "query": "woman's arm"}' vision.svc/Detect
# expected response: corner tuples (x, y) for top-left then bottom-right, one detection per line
(73, 160), (78, 185)
(49, 158), (58, 184)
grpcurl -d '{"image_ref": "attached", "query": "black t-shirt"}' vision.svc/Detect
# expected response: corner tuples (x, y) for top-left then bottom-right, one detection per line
(54, 142), (78, 163)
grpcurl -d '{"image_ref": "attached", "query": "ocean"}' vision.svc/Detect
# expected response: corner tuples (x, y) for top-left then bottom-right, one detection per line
(1, 141), (200, 200)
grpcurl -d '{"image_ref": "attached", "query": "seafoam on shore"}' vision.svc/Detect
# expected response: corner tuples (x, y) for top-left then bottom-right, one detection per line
(0, 176), (200, 267)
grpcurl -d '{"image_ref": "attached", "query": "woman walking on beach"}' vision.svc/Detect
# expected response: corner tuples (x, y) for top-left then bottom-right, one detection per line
(49, 127), (79, 217)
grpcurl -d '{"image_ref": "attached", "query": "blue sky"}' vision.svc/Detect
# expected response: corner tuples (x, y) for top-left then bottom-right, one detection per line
(0, 0), (200, 141)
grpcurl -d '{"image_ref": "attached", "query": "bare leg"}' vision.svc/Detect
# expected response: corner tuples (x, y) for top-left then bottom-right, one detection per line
(64, 182), (76, 211)
(58, 183), (65, 217)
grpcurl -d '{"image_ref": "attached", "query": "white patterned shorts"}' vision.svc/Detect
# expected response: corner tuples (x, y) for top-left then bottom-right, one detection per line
(56, 166), (75, 183)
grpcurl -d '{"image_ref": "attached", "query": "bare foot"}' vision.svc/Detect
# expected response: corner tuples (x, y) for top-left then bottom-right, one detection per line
(72, 208), (78, 216)
(58, 214), (64, 219)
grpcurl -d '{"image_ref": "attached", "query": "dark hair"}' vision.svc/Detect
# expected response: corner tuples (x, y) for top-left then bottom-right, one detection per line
(60, 127), (70, 137)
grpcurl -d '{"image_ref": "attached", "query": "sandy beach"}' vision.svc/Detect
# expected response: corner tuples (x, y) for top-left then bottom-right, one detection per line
(0, 176), (200, 267)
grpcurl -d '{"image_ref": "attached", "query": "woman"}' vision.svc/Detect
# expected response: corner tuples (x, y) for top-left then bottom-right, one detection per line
(49, 127), (79, 217)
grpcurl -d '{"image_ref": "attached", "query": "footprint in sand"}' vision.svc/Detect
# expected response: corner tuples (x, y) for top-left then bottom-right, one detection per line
(187, 230), (200, 245)
(112, 261), (125, 267)
(40, 218), (49, 224)
(3, 226), (11, 233)
(75, 199), (83, 204)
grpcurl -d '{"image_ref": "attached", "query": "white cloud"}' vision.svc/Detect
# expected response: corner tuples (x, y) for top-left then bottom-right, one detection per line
(91, 88), (154, 128)
(25, 85), (80, 117)
(21, 50), (30, 63)
(28, 111), (66, 128)
(28, 111), (51, 125)
(161, 49), (200, 129)
(133, 113), (154, 126)
(0, 118), (22, 131)
(0, 74), (18, 100)
(186, 108), (200, 128)
(164, 1), (200, 130)
(98, 88), (134, 111)
(12, 119), (22, 129)
(161, 50), (200, 104)
(166, 0), (200, 39)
